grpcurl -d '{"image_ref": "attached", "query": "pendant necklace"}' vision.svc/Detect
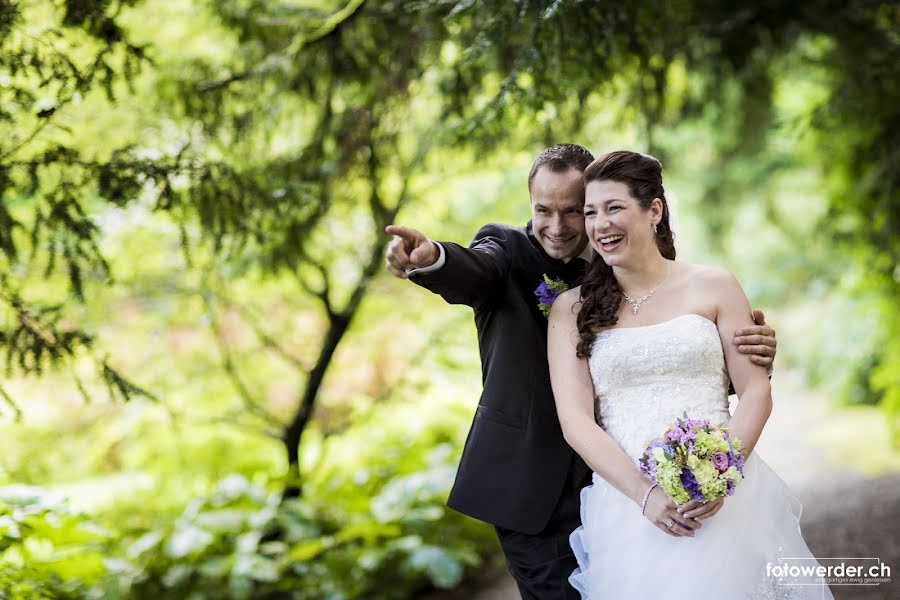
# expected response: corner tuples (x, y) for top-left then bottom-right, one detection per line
(622, 262), (671, 315)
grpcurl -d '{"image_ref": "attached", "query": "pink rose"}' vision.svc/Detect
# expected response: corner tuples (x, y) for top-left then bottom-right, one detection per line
(712, 452), (729, 472)
(665, 427), (686, 443)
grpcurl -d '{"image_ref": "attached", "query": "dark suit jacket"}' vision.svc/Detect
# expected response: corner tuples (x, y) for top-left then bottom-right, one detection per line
(411, 221), (591, 534)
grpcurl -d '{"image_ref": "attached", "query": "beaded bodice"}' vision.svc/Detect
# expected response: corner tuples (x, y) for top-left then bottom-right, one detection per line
(588, 313), (731, 461)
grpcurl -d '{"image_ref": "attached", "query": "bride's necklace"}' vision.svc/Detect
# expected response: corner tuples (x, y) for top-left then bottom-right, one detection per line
(622, 262), (671, 315)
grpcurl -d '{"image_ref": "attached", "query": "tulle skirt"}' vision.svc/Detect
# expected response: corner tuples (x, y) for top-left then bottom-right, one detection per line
(569, 454), (834, 599)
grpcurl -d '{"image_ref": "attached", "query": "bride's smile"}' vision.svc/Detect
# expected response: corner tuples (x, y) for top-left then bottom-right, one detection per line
(584, 179), (662, 267)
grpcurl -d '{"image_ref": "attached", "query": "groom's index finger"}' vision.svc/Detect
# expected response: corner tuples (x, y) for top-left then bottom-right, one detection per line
(385, 224), (418, 245)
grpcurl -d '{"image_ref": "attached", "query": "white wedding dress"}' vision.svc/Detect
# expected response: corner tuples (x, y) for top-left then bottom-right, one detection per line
(570, 313), (833, 599)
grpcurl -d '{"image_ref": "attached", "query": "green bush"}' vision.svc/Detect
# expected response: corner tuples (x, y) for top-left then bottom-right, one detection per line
(0, 485), (115, 599)
(1, 447), (496, 599)
(0, 391), (501, 600)
(123, 448), (494, 599)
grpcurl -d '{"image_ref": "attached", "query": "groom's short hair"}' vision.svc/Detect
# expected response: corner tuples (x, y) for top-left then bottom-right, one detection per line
(527, 143), (594, 191)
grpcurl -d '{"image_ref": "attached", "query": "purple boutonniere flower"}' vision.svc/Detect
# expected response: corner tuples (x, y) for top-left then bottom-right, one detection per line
(534, 274), (568, 317)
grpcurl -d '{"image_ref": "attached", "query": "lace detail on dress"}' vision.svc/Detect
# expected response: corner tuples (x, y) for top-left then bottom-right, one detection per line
(589, 314), (731, 460)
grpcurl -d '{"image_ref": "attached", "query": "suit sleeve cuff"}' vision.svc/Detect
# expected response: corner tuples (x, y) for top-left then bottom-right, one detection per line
(407, 242), (445, 276)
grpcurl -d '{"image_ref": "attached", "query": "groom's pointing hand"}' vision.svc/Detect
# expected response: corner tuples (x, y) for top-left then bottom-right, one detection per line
(385, 225), (439, 279)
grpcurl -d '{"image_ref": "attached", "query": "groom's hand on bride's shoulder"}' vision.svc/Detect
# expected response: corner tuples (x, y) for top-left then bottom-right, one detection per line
(384, 225), (439, 279)
(733, 309), (776, 367)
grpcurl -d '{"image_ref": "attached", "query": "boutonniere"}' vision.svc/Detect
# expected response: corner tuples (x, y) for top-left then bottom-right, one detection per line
(534, 274), (569, 317)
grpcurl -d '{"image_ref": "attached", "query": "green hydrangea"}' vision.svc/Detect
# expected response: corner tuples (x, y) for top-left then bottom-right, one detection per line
(655, 459), (690, 504)
(699, 477), (728, 498)
(694, 430), (729, 456)
(692, 461), (719, 487)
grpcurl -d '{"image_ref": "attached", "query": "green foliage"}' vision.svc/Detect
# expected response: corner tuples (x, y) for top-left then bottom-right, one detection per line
(0, 395), (495, 599)
(125, 462), (487, 599)
(1, 0), (895, 427)
(0, 484), (114, 599)
(0, 0), (159, 404)
(1, 0), (899, 596)
(810, 6), (900, 435)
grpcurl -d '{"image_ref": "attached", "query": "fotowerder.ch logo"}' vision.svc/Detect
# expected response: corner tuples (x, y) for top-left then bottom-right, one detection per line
(767, 556), (892, 587)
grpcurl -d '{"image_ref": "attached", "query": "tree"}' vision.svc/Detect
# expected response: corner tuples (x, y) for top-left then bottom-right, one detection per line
(2, 1), (898, 496)
(0, 0), (154, 410)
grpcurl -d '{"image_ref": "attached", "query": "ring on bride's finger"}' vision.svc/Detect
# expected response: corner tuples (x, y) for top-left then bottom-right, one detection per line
(666, 519), (675, 529)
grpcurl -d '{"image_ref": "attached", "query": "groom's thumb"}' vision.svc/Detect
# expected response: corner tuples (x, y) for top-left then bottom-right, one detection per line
(409, 241), (437, 267)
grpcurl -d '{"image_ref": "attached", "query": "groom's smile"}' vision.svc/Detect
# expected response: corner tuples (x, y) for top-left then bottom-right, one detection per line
(530, 165), (588, 260)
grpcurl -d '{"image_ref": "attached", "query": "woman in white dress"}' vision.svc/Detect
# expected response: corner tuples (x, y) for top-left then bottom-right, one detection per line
(547, 151), (833, 599)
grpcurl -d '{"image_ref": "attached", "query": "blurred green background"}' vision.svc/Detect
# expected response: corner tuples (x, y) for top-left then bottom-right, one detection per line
(0, 1), (897, 598)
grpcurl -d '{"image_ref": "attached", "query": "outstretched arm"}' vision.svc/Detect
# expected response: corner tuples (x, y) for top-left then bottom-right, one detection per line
(712, 270), (773, 457)
(548, 289), (699, 537)
(384, 223), (512, 308)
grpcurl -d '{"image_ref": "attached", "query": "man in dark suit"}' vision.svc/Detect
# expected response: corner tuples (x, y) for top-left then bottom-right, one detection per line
(384, 144), (776, 599)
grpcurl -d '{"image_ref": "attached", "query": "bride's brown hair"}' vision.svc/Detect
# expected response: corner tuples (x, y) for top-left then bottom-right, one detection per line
(575, 151), (677, 358)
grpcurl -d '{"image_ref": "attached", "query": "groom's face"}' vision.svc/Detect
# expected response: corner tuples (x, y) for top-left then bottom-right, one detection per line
(530, 166), (588, 260)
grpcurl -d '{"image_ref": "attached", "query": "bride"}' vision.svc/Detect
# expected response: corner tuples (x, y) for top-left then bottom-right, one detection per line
(547, 151), (833, 599)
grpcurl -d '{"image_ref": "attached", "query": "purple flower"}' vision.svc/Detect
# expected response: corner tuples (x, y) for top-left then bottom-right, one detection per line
(665, 427), (686, 443)
(680, 469), (703, 502)
(647, 439), (675, 458)
(534, 282), (557, 304)
(712, 452), (729, 472)
(534, 275), (569, 317)
(726, 479), (736, 496)
(685, 419), (709, 431)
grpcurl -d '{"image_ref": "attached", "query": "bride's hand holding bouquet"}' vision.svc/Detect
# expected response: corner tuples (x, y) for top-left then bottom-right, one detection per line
(638, 415), (745, 537)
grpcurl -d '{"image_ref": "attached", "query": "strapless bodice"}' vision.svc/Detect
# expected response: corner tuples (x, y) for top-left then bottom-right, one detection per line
(588, 313), (731, 460)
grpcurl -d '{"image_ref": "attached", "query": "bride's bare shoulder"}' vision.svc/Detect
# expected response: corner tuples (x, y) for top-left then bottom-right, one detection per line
(679, 262), (739, 287)
(549, 286), (581, 320)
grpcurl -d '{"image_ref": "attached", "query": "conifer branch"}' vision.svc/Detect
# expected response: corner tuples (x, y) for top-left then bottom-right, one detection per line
(0, 383), (22, 420)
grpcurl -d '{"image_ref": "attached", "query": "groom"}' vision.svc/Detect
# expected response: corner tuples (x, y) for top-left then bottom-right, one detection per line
(384, 144), (777, 599)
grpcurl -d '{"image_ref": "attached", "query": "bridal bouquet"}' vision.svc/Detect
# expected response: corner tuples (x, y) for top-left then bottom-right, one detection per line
(639, 414), (744, 504)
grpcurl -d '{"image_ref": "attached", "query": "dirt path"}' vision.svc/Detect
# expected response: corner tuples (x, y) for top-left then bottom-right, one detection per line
(428, 372), (900, 600)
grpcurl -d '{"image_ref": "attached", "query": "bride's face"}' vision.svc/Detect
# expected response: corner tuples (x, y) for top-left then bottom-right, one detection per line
(584, 180), (661, 267)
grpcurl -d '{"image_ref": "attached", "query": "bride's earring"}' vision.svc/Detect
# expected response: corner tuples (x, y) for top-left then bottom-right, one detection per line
(653, 222), (658, 235)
